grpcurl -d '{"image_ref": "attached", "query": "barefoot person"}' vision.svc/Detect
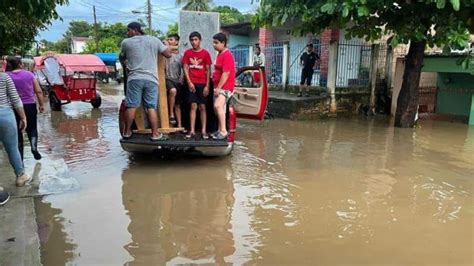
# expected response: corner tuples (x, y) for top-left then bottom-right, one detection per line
(165, 33), (183, 129)
(6, 56), (45, 160)
(120, 22), (172, 141)
(211, 33), (236, 140)
(182, 31), (212, 139)
(0, 72), (31, 187)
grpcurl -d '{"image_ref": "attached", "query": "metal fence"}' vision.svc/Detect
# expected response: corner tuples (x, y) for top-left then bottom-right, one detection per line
(288, 40), (329, 87)
(263, 42), (285, 85)
(336, 41), (373, 87)
(230, 45), (250, 70)
(230, 40), (388, 90)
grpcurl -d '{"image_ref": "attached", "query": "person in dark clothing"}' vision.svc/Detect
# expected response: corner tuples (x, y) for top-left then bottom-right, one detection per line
(298, 44), (320, 97)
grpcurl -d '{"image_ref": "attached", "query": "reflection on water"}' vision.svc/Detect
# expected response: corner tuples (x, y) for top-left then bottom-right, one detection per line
(233, 119), (473, 265)
(122, 159), (235, 265)
(33, 84), (473, 265)
(35, 198), (77, 265)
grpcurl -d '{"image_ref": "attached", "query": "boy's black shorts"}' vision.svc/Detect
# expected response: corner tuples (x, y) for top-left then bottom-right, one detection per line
(187, 83), (208, 105)
(166, 79), (183, 104)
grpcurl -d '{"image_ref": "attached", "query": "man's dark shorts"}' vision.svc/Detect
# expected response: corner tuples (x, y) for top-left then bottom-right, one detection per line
(188, 84), (208, 105)
(300, 68), (314, 86)
(166, 78), (183, 104)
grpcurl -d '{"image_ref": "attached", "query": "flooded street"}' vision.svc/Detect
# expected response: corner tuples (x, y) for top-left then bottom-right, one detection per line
(2, 83), (473, 265)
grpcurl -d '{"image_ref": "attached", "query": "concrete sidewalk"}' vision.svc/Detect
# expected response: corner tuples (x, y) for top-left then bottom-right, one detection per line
(1, 197), (41, 266)
(1, 150), (79, 265)
(0, 156), (43, 266)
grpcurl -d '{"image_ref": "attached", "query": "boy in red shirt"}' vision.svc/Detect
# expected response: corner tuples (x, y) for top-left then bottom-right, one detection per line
(182, 31), (212, 139)
(212, 33), (236, 140)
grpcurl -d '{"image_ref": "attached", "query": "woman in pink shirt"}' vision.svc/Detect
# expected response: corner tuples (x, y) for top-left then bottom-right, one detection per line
(211, 33), (236, 140)
(6, 57), (45, 160)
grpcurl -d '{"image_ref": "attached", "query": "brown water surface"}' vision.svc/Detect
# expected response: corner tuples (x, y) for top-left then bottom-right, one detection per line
(6, 83), (472, 265)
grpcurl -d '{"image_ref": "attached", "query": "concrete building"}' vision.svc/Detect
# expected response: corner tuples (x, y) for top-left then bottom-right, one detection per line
(392, 54), (474, 125)
(70, 37), (90, 54)
(220, 23), (379, 88)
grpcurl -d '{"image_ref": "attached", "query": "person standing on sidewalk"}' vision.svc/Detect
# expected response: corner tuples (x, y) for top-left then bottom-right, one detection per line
(6, 56), (45, 161)
(253, 46), (265, 67)
(0, 72), (31, 187)
(120, 22), (172, 141)
(298, 43), (320, 97)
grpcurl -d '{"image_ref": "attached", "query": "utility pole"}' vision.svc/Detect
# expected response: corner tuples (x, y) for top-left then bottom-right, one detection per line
(147, 0), (152, 32)
(93, 5), (99, 52)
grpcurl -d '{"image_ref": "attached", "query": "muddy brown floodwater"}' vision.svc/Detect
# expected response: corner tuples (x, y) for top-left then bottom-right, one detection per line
(11, 83), (473, 265)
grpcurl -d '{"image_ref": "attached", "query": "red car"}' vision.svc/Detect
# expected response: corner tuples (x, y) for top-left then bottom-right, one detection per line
(119, 66), (268, 156)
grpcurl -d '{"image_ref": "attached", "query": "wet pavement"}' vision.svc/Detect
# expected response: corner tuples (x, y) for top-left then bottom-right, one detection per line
(1, 83), (473, 265)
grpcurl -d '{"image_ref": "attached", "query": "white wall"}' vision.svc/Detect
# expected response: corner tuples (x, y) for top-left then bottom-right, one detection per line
(71, 40), (87, 54)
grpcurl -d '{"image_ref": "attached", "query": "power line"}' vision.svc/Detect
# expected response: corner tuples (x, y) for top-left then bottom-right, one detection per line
(76, 0), (135, 16)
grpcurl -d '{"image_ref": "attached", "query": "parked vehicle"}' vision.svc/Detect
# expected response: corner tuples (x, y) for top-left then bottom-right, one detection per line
(95, 53), (123, 84)
(33, 54), (108, 111)
(119, 66), (268, 156)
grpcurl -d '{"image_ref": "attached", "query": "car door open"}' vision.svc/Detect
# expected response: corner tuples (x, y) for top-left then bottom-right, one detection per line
(233, 66), (268, 120)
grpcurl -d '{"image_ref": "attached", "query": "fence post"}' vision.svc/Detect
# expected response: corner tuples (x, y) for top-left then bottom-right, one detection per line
(385, 46), (393, 89)
(282, 43), (289, 90)
(248, 45), (254, 66)
(327, 40), (338, 113)
(369, 44), (380, 109)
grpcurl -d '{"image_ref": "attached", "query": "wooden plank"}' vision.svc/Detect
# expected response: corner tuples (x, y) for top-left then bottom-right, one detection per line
(158, 54), (169, 129)
(133, 128), (185, 134)
(133, 46), (180, 132)
(135, 107), (146, 130)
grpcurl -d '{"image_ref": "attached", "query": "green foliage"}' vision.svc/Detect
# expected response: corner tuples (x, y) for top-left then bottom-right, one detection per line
(255, 0), (473, 50)
(83, 37), (120, 54)
(176, 0), (213, 11)
(64, 21), (92, 38)
(46, 21), (130, 54)
(0, 0), (68, 55)
(457, 50), (474, 75)
(211, 5), (253, 25)
(166, 23), (179, 36)
(40, 38), (68, 53)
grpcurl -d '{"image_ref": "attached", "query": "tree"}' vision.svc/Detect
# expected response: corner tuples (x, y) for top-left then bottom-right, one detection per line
(212, 5), (253, 25)
(44, 21), (128, 54)
(255, 0), (473, 127)
(64, 21), (92, 38)
(100, 22), (128, 41)
(0, 0), (68, 55)
(166, 23), (179, 36)
(176, 0), (213, 11)
(83, 37), (120, 54)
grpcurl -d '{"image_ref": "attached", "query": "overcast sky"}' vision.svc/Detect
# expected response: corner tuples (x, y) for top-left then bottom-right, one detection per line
(38, 0), (257, 41)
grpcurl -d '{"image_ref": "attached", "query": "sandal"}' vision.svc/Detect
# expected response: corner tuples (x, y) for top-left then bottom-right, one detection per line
(212, 132), (228, 140)
(169, 116), (177, 125)
(150, 134), (168, 141)
(122, 132), (133, 140)
(185, 132), (195, 139)
(202, 133), (209, 140)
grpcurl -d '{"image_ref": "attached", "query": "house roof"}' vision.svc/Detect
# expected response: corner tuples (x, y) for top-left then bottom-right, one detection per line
(221, 22), (254, 36)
